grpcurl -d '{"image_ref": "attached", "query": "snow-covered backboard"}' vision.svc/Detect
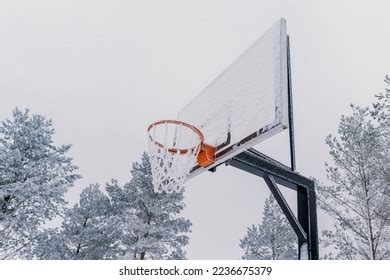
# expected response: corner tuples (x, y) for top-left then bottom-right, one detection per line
(177, 18), (289, 177)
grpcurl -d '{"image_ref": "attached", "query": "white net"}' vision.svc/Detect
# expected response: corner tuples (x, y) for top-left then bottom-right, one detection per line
(147, 121), (203, 193)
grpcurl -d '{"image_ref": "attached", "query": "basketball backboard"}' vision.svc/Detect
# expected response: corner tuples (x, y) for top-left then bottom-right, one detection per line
(177, 18), (289, 178)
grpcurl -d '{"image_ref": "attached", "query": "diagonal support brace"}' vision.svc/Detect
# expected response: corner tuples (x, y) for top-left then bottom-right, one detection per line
(263, 174), (307, 242)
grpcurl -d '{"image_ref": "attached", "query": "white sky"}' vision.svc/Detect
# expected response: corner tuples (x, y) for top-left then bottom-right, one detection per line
(1, 0), (389, 259)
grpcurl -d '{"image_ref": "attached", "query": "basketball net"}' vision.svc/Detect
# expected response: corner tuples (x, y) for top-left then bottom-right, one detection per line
(147, 120), (203, 193)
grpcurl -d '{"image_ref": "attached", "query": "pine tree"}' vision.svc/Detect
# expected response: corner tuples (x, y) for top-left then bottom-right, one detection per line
(33, 228), (70, 260)
(106, 153), (192, 260)
(318, 77), (390, 259)
(240, 194), (297, 260)
(0, 108), (80, 259)
(34, 184), (120, 259)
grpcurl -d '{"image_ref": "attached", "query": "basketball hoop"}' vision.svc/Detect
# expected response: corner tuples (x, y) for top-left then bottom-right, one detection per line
(147, 120), (215, 192)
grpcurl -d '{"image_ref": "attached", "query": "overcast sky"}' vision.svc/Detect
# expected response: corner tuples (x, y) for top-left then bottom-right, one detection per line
(1, 0), (389, 259)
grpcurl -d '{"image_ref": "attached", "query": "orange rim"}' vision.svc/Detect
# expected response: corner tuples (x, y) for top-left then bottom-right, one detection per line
(147, 120), (204, 155)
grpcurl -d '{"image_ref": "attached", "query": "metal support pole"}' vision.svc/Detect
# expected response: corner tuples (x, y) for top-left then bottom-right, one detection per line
(297, 185), (319, 260)
(287, 35), (319, 259)
(297, 186), (309, 259)
(287, 36), (296, 171)
(308, 188), (319, 260)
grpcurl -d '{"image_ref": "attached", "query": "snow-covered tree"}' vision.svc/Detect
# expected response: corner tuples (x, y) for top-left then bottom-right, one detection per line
(0, 108), (80, 259)
(318, 78), (390, 260)
(106, 153), (192, 260)
(33, 228), (70, 260)
(34, 184), (120, 259)
(371, 76), (390, 220)
(240, 194), (297, 260)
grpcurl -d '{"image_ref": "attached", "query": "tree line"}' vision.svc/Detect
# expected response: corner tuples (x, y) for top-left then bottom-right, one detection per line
(0, 111), (190, 259)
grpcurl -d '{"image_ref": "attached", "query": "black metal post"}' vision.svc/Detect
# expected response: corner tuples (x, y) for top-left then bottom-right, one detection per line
(308, 188), (319, 260)
(297, 186), (309, 259)
(287, 36), (296, 172)
(297, 185), (319, 260)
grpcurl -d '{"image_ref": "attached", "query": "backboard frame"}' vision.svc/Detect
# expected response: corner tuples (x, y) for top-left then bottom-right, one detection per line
(178, 18), (290, 178)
